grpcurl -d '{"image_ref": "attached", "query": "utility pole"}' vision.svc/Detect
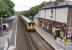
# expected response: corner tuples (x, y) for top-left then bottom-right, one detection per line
(0, 15), (3, 36)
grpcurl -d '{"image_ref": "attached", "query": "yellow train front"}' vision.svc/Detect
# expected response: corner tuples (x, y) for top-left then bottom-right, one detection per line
(20, 15), (35, 31)
(26, 22), (35, 30)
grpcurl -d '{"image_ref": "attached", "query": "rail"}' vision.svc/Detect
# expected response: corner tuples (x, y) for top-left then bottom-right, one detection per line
(29, 30), (55, 50)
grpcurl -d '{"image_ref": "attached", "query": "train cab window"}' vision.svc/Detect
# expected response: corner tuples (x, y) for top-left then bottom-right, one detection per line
(32, 23), (35, 26)
(28, 23), (35, 26)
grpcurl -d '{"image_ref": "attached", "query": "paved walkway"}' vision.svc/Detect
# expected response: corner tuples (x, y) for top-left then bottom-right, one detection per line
(35, 26), (64, 50)
(8, 16), (17, 50)
(0, 18), (16, 50)
(0, 26), (14, 50)
(0, 37), (7, 48)
(0, 29), (12, 50)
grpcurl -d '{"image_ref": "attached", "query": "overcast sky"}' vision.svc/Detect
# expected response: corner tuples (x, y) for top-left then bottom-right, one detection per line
(11, 0), (49, 11)
(11, 0), (72, 11)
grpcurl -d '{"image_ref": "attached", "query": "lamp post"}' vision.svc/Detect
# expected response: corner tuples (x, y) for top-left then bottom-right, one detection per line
(0, 15), (3, 36)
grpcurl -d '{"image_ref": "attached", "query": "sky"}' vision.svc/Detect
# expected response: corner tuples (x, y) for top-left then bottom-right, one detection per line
(11, 0), (72, 11)
(11, 0), (49, 11)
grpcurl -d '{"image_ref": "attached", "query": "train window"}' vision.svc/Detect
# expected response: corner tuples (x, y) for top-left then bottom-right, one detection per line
(31, 23), (34, 25)
(28, 24), (31, 26)
(28, 23), (35, 26)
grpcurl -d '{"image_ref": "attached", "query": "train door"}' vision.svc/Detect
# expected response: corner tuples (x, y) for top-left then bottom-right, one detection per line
(31, 23), (35, 29)
(31, 23), (32, 29)
(27, 23), (29, 30)
(28, 23), (33, 30)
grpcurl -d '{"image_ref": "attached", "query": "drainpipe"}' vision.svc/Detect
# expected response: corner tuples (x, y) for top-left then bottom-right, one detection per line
(54, 7), (56, 27)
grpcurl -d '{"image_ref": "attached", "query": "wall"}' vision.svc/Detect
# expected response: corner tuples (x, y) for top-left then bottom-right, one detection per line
(40, 9), (54, 20)
(39, 7), (68, 23)
(55, 7), (68, 23)
(39, 10), (45, 18)
(66, 8), (72, 34)
(46, 9), (54, 20)
(34, 18), (39, 25)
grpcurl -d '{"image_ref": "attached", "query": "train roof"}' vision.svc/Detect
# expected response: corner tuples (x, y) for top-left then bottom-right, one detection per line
(21, 15), (33, 23)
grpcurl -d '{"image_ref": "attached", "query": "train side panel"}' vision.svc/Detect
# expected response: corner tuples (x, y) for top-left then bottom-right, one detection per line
(20, 15), (35, 30)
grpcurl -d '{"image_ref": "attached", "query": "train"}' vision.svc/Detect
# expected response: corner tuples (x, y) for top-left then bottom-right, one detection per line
(20, 15), (35, 30)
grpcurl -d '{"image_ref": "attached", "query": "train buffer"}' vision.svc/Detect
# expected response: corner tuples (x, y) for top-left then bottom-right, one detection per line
(35, 26), (64, 50)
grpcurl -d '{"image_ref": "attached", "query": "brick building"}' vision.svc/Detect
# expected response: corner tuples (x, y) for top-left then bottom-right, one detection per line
(37, 1), (72, 39)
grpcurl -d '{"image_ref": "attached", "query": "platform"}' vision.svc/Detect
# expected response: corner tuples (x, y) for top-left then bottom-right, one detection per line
(35, 26), (64, 50)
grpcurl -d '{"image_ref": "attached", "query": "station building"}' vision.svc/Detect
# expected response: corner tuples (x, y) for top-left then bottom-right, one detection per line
(36, 1), (72, 39)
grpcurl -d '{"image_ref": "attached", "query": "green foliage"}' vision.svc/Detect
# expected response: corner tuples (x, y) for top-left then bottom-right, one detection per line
(0, 0), (8, 15)
(0, 0), (15, 18)
(3, 0), (15, 15)
(22, 1), (47, 18)
(29, 6), (39, 17)
(23, 10), (29, 17)
(22, 6), (39, 17)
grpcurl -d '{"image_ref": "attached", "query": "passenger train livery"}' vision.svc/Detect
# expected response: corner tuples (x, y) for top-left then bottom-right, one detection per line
(20, 15), (35, 30)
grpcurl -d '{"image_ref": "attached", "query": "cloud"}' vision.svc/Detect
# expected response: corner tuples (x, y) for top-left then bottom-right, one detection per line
(11, 0), (49, 11)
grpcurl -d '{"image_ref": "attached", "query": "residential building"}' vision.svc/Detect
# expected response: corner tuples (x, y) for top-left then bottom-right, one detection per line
(37, 1), (72, 39)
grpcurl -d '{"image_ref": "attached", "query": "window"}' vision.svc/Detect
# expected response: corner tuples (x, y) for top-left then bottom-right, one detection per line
(44, 10), (46, 17)
(51, 9), (53, 18)
(51, 9), (53, 14)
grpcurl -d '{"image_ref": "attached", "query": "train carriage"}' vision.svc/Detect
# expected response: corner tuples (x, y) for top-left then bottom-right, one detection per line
(20, 15), (35, 30)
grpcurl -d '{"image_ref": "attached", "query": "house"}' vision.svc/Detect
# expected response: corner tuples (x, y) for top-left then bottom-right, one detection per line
(34, 13), (40, 25)
(37, 1), (72, 39)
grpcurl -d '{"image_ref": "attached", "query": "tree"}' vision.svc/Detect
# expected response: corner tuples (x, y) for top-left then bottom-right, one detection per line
(0, 0), (15, 18)
(3, 0), (15, 15)
(23, 10), (30, 17)
(29, 6), (39, 17)
(0, 0), (9, 17)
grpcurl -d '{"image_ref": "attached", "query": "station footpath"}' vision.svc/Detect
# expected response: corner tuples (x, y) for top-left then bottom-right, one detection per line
(35, 26), (64, 50)
(0, 29), (13, 50)
(8, 18), (17, 50)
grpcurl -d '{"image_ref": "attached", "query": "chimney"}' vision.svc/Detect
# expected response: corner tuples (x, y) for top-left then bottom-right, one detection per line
(49, 0), (56, 2)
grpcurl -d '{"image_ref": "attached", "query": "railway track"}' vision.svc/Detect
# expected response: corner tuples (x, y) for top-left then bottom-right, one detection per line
(15, 17), (36, 50)
(23, 26), (37, 50)
(16, 16), (54, 50)
(29, 30), (54, 50)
